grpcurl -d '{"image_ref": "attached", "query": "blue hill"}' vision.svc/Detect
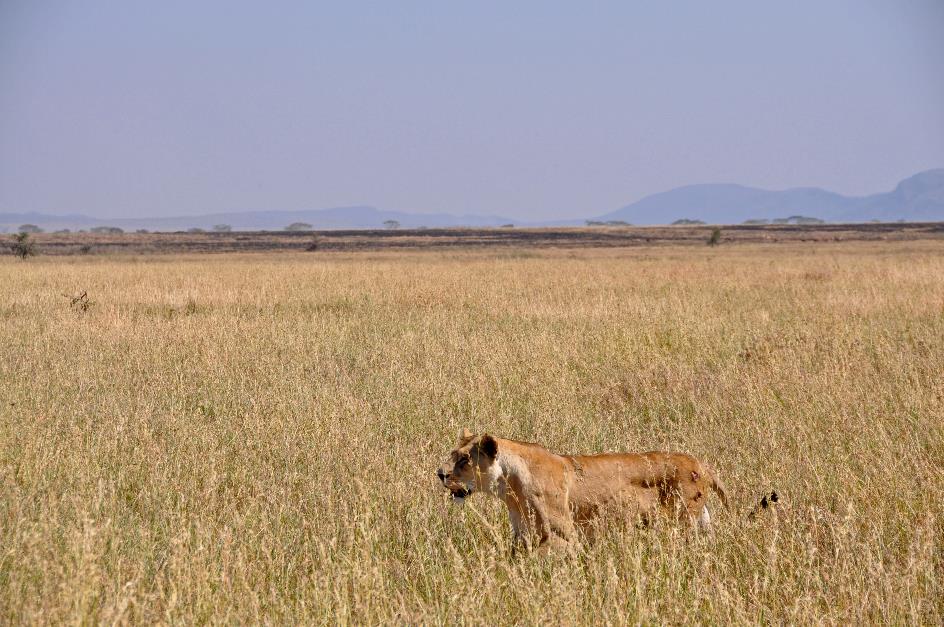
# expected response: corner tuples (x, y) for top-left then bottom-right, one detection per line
(595, 169), (944, 225)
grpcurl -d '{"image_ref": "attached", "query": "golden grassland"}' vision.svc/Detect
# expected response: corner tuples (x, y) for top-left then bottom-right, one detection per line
(1, 242), (942, 624)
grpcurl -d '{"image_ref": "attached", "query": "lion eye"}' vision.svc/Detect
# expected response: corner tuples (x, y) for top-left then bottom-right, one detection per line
(456, 457), (470, 469)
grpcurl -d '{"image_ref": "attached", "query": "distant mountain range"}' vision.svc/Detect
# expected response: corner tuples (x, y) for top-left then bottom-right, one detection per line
(596, 169), (944, 225)
(2, 169), (942, 232)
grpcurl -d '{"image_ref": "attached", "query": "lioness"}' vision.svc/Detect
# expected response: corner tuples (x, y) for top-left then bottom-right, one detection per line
(437, 429), (730, 551)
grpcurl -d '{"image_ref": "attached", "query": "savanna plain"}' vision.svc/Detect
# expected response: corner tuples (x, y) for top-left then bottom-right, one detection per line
(1, 241), (942, 624)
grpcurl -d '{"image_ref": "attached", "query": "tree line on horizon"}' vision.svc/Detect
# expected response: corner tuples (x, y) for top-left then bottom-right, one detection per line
(9, 214), (910, 236)
(585, 215), (828, 226)
(7, 220), (405, 235)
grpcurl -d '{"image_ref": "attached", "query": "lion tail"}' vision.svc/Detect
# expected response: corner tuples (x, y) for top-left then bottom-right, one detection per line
(702, 464), (730, 510)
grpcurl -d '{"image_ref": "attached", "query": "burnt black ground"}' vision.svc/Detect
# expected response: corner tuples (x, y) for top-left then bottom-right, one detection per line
(15, 222), (944, 256)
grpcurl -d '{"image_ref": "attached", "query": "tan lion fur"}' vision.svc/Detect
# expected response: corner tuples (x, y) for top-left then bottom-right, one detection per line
(437, 429), (729, 552)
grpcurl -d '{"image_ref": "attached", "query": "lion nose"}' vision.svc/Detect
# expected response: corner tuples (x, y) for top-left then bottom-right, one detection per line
(436, 469), (446, 482)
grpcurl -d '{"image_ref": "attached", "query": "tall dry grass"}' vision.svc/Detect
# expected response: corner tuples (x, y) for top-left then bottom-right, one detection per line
(1, 242), (942, 624)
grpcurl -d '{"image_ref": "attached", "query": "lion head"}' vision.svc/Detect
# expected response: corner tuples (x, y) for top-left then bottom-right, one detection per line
(436, 428), (500, 502)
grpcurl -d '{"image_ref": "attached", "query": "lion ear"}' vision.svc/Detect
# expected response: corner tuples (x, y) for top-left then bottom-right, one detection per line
(477, 434), (498, 459)
(459, 428), (474, 443)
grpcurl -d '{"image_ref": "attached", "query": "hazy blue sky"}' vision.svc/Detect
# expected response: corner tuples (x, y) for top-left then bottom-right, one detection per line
(1, 1), (942, 220)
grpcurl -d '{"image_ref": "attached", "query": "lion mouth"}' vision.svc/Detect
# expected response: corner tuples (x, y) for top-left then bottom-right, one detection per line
(450, 487), (473, 499)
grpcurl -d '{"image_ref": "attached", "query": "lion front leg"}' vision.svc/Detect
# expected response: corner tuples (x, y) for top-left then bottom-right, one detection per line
(506, 499), (574, 554)
(507, 507), (533, 555)
(536, 532), (577, 556)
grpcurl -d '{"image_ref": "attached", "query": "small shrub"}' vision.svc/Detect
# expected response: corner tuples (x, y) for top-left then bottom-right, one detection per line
(10, 232), (37, 259)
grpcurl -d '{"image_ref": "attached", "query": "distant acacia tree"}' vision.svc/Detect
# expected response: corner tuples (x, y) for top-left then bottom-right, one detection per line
(383, 220), (400, 230)
(213, 224), (232, 232)
(10, 232), (37, 259)
(136, 229), (150, 234)
(671, 219), (706, 226)
(187, 228), (206, 233)
(90, 226), (124, 234)
(786, 215), (825, 225)
(707, 227), (722, 246)
(285, 222), (313, 232)
(18, 224), (42, 233)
